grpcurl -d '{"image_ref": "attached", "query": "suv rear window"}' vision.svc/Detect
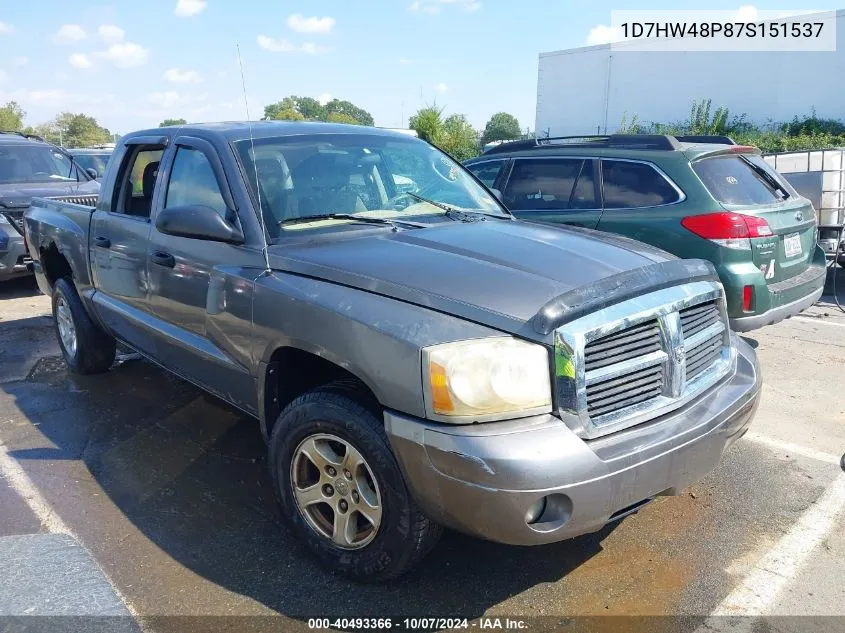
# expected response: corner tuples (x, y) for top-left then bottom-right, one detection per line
(601, 160), (680, 209)
(693, 155), (790, 206)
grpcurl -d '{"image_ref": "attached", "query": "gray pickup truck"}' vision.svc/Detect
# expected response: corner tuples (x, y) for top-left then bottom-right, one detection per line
(24, 122), (761, 581)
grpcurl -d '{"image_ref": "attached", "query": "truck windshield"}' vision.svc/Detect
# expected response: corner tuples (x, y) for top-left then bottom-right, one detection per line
(0, 145), (76, 184)
(234, 134), (507, 234)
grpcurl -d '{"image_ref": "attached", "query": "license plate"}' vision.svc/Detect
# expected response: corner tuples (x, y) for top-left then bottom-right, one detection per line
(784, 233), (802, 258)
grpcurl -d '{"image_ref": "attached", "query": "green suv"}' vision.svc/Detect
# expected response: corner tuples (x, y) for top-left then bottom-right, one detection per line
(465, 135), (827, 332)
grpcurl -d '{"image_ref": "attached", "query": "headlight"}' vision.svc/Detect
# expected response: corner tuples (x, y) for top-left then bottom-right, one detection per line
(422, 337), (552, 421)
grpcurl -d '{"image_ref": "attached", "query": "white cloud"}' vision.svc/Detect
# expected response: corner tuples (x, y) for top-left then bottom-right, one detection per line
(734, 5), (758, 22)
(148, 91), (189, 108)
(399, 57), (411, 65)
(586, 24), (623, 45)
(0, 22), (13, 35)
(257, 35), (295, 52)
(434, 82), (448, 94)
(286, 14), (335, 34)
(257, 35), (330, 54)
(164, 68), (201, 83)
(69, 53), (94, 69)
(174, 0), (207, 17)
(409, 0), (481, 14)
(0, 71), (7, 84)
(14, 56), (28, 67)
(300, 42), (331, 55)
(94, 42), (149, 68)
(98, 24), (125, 43)
(317, 93), (332, 105)
(54, 24), (87, 43)
(0, 87), (115, 108)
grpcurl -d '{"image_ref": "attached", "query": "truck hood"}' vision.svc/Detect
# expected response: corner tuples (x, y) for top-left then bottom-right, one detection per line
(0, 180), (100, 208)
(268, 219), (717, 338)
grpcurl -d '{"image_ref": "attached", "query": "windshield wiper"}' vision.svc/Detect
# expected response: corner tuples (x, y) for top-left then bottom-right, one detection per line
(404, 192), (488, 223)
(742, 157), (790, 200)
(279, 213), (426, 230)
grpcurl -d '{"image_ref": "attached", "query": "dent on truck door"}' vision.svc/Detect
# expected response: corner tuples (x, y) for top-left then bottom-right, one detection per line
(89, 145), (163, 349)
(145, 139), (260, 414)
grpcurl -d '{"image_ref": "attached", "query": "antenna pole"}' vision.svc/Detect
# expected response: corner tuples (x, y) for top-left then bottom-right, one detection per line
(237, 44), (271, 274)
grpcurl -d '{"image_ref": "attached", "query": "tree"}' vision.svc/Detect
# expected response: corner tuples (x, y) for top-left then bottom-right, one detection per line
(409, 105), (444, 144)
(481, 112), (521, 145)
(0, 101), (26, 131)
(323, 99), (374, 126)
(159, 118), (187, 127)
(439, 114), (480, 161)
(41, 113), (112, 148)
(273, 108), (306, 121)
(263, 96), (373, 126)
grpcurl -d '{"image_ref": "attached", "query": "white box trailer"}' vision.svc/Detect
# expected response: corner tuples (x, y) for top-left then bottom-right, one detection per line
(535, 10), (845, 138)
(763, 149), (845, 259)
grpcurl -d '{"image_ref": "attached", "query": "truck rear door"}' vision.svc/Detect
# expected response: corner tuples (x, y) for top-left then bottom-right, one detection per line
(89, 137), (166, 349)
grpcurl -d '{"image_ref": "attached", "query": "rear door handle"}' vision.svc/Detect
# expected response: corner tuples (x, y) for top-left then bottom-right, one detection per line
(151, 251), (175, 268)
(94, 236), (111, 248)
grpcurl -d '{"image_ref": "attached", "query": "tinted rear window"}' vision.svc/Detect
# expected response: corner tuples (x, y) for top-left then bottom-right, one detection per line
(601, 160), (680, 209)
(693, 156), (788, 205)
(503, 158), (596, 211)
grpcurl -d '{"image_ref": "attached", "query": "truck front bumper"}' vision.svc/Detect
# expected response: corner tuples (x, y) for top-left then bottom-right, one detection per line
(0, 231), (30, 282)
(386, 337), (760, 546)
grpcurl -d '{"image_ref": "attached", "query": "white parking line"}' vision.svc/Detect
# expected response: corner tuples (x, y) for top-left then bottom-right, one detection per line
(0, 440), (141, 620)
(792, 316), (845, 328)
(696, 434), (845, 632)
(0, 440), (70, 534)
(700, 474), (845, 631)
(743, 432), (841, 466)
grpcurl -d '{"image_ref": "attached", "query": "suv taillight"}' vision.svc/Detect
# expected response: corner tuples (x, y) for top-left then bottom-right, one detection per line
(681, 212), (773, 250)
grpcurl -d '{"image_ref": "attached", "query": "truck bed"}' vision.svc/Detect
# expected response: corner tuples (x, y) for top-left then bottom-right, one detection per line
(23, 196), (99, 295)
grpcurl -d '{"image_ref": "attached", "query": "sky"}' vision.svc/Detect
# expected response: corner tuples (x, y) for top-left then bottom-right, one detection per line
(0, 0), (839, 135)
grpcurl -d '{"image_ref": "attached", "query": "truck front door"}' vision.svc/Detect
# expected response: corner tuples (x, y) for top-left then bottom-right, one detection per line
(89, 140), (165, 349)
(145, 136), (261, 413)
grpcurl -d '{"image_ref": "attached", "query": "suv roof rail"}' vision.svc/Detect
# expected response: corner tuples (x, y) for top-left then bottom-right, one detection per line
(482, 134), (683, 155)
(0, 130), (45, 142)
(674, 135), (736, 145)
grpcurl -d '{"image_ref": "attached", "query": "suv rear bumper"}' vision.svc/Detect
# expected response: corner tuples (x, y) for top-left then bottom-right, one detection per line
(730, 281), (823, 332)
(385, 336), (760, 546)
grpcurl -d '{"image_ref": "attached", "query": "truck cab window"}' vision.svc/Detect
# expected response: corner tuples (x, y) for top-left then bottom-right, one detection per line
(165, 147), (228, 218)
(115, 147), (164, 218)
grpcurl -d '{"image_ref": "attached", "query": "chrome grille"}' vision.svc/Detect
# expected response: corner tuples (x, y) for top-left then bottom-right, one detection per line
(686, 332), (724, 381)
(586, 364), (664, 418)
(680, 301), (720, 338)
(584, 319), (661, 371)
(2, 210), (25, 235)
(49, 194), (98, 206)
(554, 281), (735, 440)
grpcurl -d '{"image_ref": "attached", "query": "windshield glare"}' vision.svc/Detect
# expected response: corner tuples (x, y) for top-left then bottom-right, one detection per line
(0, 145), (77, 184)
(235, 134), (506, 235)
(71, 153), (111, 176)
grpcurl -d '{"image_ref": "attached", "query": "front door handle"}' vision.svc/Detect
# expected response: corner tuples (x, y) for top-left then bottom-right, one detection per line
(94, 236), (111, 248)
(151, 251), (175, 268)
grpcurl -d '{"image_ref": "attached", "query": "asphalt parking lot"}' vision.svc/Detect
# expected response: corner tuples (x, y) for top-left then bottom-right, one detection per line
(1, 271), (844, 633)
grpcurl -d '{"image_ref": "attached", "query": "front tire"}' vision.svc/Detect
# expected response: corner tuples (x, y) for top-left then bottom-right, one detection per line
(52, 277), (116, 374)
(269, 382), (441, 582)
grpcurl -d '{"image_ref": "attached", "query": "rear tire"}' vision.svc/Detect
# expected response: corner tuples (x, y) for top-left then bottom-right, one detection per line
(52, 277), (116, 374)
(269, 381), (442, 582)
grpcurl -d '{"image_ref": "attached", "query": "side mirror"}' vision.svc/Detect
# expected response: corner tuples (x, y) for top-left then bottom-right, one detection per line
(156, 205), (244, 244)
(85, 168), (99, 180)
(490, 188), (504, 202)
